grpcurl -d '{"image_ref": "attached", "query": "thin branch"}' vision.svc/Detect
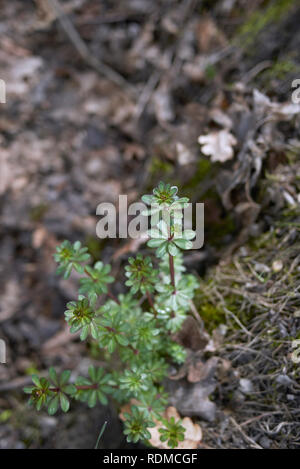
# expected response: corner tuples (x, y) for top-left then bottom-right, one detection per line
(47, 0), (136, 98)
(229, 417), (263, 449)
(146, 290), (157, 317)
(106, 290), (120, 305)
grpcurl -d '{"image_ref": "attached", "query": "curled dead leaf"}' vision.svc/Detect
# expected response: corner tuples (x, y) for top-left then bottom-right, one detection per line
(195, 16), (227, 53)
(172, 316), (209, 351)
(187, 356), (219, 384)
(253, 89), (300, 120)
(198, 129), (237, 162)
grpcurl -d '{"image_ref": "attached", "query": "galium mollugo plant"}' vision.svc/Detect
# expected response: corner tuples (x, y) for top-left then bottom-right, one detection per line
(24, 182), (198, 448)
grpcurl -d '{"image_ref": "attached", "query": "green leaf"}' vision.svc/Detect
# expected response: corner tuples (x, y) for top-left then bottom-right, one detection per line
(157, 220), (169, 238)
(168, 243), (178, 256)
(88, 390), (97, 408)
(60, 370), (71, 386)
(174, 238), (193, 250)
(36, 396), (44, 411)
(116, 334), (129, 346)
(31, 375), (40, 387)
(49, 367), (58, 385)
(63, 384), (77, 395)
(147, 238), (164, 247)
(48, 395), (59, 415)
(141, 195), (154, 205)
(182, 229), (195, 240)
(97, 391), (108, 405)
(23, 386), (34, 394)
(60, 393), (70, 412)
(156, 242), (168, 257)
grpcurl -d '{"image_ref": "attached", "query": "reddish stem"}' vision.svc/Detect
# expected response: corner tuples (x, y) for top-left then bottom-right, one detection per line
(146, 290), (157, 317)
(107, 290), (120, 305)
(169, 254), (176, 292)
(128, 344), (140, 355)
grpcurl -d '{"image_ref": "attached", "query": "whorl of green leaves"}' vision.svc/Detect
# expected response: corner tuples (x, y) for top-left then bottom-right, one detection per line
(54, 240), (90, 279)
(159, 417), (185, 448)
(125, 254), (157, 294)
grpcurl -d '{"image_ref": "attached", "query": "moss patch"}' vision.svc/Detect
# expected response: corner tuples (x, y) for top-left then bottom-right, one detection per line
(236, 0), (297, 48)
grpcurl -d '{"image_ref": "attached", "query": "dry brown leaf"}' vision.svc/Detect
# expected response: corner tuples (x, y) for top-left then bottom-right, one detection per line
(198, 129), (237, 162)
(253, 89), (300, 120)
(153, 82), (175, 123)
(0, 149), (11, 195)
(187, 357), (219, 384)
(173, 316), (209, 351)
(123, 143), (146, 161)
(176, 142), (195, 165)
(195, 16), (227, 53)
(209, 108), (233, 129)
(5, 56), (44, 96)
(32, 226), (48, 249)
(183, 55), (206, 82)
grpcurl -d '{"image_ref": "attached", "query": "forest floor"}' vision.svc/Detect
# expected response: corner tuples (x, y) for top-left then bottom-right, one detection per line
(0, 0), (299, 448)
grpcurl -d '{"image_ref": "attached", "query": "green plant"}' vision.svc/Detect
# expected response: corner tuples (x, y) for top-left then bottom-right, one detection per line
(159, 417), (185, 449)
(24, 182), (198, 448)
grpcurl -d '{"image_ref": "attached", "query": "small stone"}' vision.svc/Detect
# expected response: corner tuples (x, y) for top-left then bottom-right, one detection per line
(276, 374), (292, 387)
(239, 378), (254, 394)
(40, 416), (58, 438)
(272, 260), (283, 272)
(260, 436), (272, 449)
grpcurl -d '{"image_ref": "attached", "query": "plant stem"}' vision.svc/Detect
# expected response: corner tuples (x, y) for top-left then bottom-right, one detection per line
(49, 384), (98, 392)
(128, 344), (140, 355)
(169, 254), (176, 292)
(146, 290), (157, 317)
(107, 290), (120, 305)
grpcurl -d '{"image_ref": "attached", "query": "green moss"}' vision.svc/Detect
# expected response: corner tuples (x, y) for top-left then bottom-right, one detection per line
(249, 230), (275, 250)
(185, 158), (213, 191)
(236, 0), (297, 47)
(286, 148), (300, 164)
(199, 303), (226, 332)
(205, 64), (217, 81)
(145, 156), (176, 193)
(29, 203), (49, 222)
(194, 289), (226, 332)
(149, 156), (173, 178)
(0, 410), (12, 423)
(87, 340), (103, 359)
(196, 158), (213, 181)
(207, 213), (236, 246)
(262, 58), (298, 82)
(24, 364), (39, 376)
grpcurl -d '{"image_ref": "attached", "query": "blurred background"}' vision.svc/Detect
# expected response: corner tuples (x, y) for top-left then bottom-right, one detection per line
(0, 0), (299, 448)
